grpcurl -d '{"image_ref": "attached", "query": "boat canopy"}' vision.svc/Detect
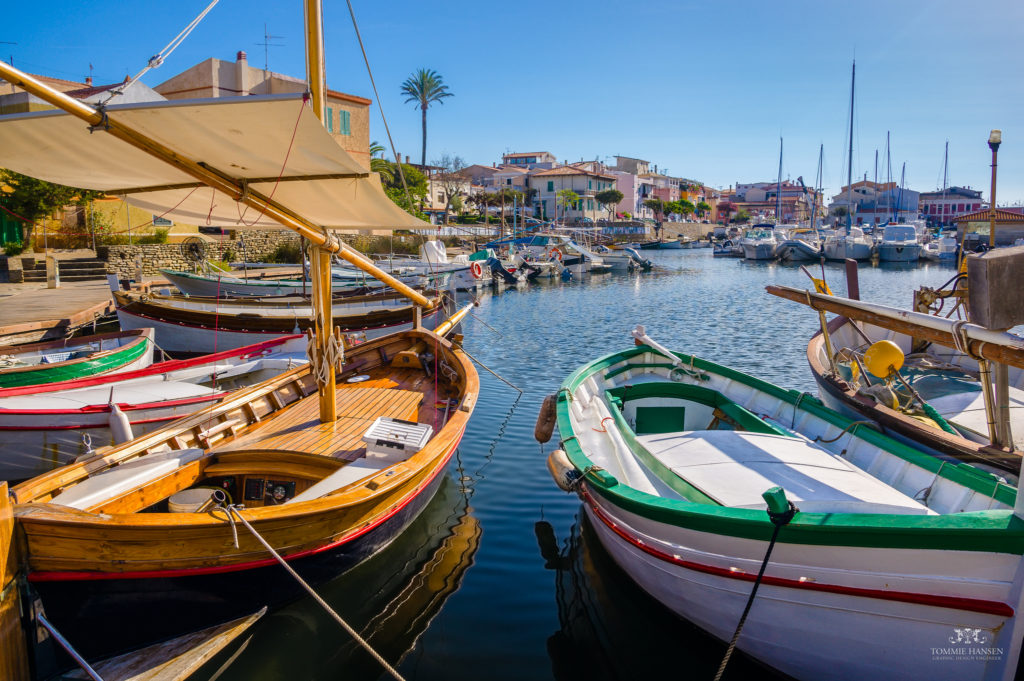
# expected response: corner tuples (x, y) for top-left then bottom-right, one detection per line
(0, 93), (429, 234)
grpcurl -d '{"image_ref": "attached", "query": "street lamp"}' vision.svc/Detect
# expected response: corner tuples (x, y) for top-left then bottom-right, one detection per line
(988, 129), (1001, 248)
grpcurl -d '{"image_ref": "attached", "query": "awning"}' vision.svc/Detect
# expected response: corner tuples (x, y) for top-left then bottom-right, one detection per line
(0, 93), (429, 234)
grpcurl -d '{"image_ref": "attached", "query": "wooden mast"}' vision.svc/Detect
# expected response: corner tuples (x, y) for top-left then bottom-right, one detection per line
(304, 0), (336, 422)
(0, 60), (431, 310)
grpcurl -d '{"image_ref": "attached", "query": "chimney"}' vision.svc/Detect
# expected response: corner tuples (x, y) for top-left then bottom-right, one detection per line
(236, 50), (250, 96)
(405, 155), (410, 164)
(85, 76), (92, 87)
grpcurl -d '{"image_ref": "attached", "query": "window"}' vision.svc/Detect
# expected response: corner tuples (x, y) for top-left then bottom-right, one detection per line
(588, 180), (592, 189)
(339, 109), (351, 135)
(547, 181), (554, 192)
(325, 107), (334, 133)
(588, 199), (593, 210)
(506, 178), (512, 185)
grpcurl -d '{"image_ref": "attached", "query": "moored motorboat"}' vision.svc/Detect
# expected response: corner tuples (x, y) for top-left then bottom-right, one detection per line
(542, 325), (1024, 681)
(823, 226), (874, 261)
(876, 223), (922, 262)
(0, 335), (307, 481)
(0, 329), (155, 389)
(159, 267), (395, 298)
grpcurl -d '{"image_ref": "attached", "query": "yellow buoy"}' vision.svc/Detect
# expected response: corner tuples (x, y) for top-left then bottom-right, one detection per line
(863, 340), (905, 378)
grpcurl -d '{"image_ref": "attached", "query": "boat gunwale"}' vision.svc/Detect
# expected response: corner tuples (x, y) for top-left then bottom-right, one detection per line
(556, 344), (1024, 554)
(0, 328), (152, 379)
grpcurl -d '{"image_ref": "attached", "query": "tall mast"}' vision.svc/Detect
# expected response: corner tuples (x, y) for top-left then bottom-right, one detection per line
(813, 143), (823, 230)
(776, 137), (783, 224)
(897, 162), (906, 222)
(941, 140), (949, 228)
(886, 131), (893, 222)
(305, 0), (336, 423)
(845, 61), (855, 234)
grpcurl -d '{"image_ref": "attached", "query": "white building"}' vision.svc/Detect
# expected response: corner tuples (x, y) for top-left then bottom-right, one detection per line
(528, 165), (618, 222)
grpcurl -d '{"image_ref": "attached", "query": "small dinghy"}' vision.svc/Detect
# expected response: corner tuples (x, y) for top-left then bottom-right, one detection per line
(0, 329), (154, 388)
(543, 325), (1024, 681)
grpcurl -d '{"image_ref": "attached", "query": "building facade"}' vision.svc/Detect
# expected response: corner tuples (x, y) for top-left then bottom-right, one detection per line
(919, 186), (985, 228)
(501, 151), (557, 170)
(155, 51), (371, 169)
(528, 165), (617, 221)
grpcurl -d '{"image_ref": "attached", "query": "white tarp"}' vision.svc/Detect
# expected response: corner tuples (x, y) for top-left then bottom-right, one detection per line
(0, 93), (430, 233)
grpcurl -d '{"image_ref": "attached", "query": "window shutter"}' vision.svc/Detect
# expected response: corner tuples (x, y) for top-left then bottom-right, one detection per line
(340, 109), (351, 135)
(325, 107), (334, 133)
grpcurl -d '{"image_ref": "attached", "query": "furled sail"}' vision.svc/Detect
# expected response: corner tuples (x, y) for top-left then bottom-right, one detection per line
(0, 93), (429, 234)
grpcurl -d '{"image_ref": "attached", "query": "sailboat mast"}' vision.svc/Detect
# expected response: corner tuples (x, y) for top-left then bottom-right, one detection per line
(897, 162), (906, 222)
(776, 137), (783, 223)
(814, 143), (823, 230)
(941, 140), (949, 228)
(845, 61), (855, 234)
(303, 0), (338, 423)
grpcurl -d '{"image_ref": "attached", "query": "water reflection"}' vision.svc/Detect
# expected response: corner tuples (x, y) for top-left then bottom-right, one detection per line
(194, 475), (481, 681)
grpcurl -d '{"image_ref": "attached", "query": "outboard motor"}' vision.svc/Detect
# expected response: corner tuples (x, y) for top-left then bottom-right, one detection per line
(486, 257), (518, 285)
(624, 247), (653, 271)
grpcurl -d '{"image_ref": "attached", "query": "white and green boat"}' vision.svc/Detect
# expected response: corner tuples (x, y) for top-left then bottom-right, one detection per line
(544, 325), (1024, 681)
(0, 328), (154, 388)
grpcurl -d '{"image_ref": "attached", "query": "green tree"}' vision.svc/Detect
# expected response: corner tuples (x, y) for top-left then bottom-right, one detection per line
(0, 169), (103, 250)
(596, 188), (623, 220)
(831, 205), (849, 218)
(470, 192), (492, 223)
(643, 197), (665, 221)
(556, 189), (580, 222)
(380, 162), (428, 219)
(369, 141), (394, 185)
(677, 199), (696, 218)
(400, 69), (454, 167)
(696, 200), (711, 218)
(733, 208), (751, 224)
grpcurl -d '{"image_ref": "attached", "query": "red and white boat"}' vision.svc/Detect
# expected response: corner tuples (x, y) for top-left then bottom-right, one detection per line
(0, 335), (307, 481)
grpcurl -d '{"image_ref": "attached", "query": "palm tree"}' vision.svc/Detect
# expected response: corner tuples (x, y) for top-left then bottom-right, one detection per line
(400, 69), (454, 167)
(369, 141), (394, 185)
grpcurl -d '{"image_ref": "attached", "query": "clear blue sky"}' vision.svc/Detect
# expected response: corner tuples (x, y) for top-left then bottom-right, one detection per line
(5, 0), (1023, 203)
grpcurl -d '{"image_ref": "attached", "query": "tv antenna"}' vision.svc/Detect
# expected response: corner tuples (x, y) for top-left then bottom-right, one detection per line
(257, 24), (285, 71)
(0, 41), (15, 66)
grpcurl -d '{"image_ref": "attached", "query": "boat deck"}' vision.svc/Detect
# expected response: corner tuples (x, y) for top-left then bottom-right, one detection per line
(214, 367), (443, 461)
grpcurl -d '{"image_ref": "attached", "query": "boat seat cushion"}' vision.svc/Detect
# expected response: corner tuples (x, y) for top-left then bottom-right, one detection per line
(51, 448), (207, 510)
(636, 430), (934, 515)
(286, 458), (390, 503)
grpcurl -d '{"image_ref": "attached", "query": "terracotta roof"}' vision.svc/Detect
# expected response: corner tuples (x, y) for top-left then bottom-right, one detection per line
(954, 208), (1024, 223)
(530, 166), (615, 180)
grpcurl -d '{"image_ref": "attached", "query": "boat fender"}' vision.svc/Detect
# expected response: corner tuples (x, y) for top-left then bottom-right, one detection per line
(546, 449), (580, 492)
(108, 402), (134, 444)
(534, 394), (558, 443)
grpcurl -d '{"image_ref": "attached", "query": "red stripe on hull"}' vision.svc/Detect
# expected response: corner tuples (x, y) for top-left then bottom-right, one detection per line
(583, 488), (1014, 618)
(28, 424), (466, 583)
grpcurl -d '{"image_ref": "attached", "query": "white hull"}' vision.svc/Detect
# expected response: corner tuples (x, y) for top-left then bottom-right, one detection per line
(877, 242), (921, 262)
(742, 242), (778, 260)
(585, 495), (1021, 681)
(824, 238), (873, 261)
(778, 239), (821, 261)
(116, 305), (441, 354)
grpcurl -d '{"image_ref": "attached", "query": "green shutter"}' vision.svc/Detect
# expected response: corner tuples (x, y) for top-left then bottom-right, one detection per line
(547, 181), (554, 192)
(340, 109), (351, 135)
(325, 107), (334, 133)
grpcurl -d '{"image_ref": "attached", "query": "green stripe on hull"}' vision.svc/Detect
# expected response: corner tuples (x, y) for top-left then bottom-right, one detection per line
(0, 338), (149, 388)
(557, 345), (1024, 554)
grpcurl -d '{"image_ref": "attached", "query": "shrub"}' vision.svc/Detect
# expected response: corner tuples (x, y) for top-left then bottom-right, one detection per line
(137, 228), (169, 245)
(2, 240), (24, 256)
(265, 242), (302, 264)
(221, 247), (237, 263)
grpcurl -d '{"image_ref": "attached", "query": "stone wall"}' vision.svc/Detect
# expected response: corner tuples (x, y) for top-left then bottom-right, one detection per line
(100, 230), (301, 277)
(661, 222), (715, 240)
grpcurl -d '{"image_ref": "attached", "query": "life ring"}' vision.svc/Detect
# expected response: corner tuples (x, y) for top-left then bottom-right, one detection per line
(470, 261), (484, 279)
(548, 247), (563, 261)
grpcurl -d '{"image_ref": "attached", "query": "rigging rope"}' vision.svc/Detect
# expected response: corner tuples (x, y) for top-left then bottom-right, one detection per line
(103, 0), (221, 105)
(211, 496), (407, 681)
(346, 0), (413, 210)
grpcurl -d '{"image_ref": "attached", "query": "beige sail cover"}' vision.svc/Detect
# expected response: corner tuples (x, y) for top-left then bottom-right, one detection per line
(0, 93), (430, 234)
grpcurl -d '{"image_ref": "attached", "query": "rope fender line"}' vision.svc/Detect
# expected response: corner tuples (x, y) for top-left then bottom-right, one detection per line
(212, 493), (407, 681)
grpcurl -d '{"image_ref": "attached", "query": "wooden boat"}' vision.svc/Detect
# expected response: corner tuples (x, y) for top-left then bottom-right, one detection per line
(0, 335), (307, 482)
(159, 268), (392, 298)
(766, 284), (1024, 475)
(11, 324), (477, 658)
(544, 327), (1024, 681)
(0, 329), (154, 388)
(113, 288), (444, 354)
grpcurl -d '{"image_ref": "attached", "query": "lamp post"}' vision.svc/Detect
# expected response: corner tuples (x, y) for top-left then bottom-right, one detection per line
(988, 129), (1001, 248)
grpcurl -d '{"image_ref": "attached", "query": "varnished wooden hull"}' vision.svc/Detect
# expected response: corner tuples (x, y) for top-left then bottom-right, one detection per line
(29, 451), (454, 659)
(12, 327), (478, 657)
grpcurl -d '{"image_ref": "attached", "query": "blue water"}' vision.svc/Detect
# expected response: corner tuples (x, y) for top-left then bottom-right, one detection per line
(196, 252), (960, 680)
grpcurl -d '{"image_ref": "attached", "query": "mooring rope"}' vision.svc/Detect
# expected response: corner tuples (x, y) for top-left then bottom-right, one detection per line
(213, 495), (407, 681)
